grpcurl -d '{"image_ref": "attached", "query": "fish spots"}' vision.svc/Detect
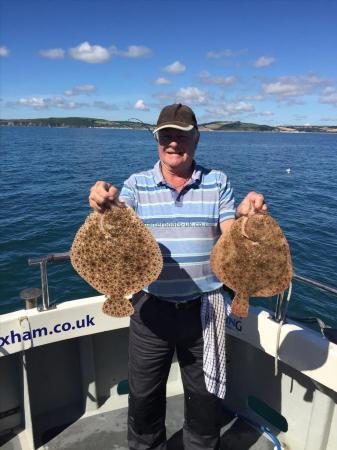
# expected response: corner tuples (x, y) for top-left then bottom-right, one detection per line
(70, 208), (163, 318)
(210, 213), (292, 318)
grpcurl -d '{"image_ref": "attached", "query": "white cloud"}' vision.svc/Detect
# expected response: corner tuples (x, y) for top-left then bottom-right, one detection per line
(198, 70), (237, 86)
(69, 41), (111, 63)
(293, 114), (307, 121)
(242, 95), (265, 101)
(39, 48), (65, 59)
(262, 75), (328, 100)
(75, 84), (96, 93)
(153, 86), (210, 105)
(154, 77), (171, 85)
(254, 56), (276, 67)
(18, 97), (49, 109)
(225, 101), (255, 114)
(320, 116), (337, 122)
(322, 86), (336, 95)
(51, 97), (87, 109)
(206, 49), (247, 58)
(17, 96), (87, 110)
(93, 101), (119, 111)
(176, 87), (210, 105)
(260, 110), (274, 116)
(320, 92), (337, 107)
(134, 99), (150, 111)
(15, 94), (122, 111)
(162, 61), (186, 74)
(263, 81), (302, 96)
(206, 101), (255, 117)
(116, 45), (152, 58)
(0, 46), (10, 57)
(64, 84), (96, 96)
(152, 91), (172, 101)
(36, 41), (156, 65)
(306, 74), (328, 85)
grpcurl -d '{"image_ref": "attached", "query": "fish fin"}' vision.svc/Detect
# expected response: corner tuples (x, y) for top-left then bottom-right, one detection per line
(231, 292), (249, 317)
(102, 296), (134, 317)
(241, 216), (249, 238)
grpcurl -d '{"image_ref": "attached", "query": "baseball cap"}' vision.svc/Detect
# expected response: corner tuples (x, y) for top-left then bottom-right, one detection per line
(153, 103), (198, 134)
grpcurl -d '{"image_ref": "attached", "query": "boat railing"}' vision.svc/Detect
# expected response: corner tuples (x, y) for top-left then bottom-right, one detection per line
(22, 252), (337, 321)
(292, 273), (337, 296)
(273, 273), (337, 325)
(21, 252), (71, 311)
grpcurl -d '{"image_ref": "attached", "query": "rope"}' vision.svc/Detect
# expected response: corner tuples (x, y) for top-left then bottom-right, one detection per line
(275, 282), (293, 376)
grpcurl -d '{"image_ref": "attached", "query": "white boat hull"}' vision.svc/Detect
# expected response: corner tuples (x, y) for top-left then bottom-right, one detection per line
(1, 296), (337, 449)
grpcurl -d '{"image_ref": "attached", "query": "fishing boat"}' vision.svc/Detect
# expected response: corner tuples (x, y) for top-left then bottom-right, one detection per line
(1, 252), (337, 450)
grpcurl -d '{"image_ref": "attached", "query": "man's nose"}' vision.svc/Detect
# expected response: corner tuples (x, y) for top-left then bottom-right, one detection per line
(168, 139), (179, 147)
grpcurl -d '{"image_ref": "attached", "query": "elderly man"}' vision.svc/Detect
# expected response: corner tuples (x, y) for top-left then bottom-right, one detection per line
(89, 104), (267, 450)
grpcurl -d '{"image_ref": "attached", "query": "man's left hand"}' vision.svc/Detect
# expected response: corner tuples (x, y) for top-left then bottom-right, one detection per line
(236, 191), (267, 218)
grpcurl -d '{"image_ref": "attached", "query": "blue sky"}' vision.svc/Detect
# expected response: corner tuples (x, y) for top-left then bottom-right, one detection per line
(1, 0), (337, 125)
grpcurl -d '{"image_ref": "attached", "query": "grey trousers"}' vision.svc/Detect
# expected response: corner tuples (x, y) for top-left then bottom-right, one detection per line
(127, 293), (224, 450)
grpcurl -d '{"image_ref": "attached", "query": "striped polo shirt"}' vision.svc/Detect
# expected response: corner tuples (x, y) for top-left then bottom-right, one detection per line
(119, 160), (236, 301)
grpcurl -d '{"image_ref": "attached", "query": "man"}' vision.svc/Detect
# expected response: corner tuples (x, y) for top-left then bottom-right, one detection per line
(89, 104), (267, 450)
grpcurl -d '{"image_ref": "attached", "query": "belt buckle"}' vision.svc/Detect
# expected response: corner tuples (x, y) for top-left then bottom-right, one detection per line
(174, 301), (188, 310)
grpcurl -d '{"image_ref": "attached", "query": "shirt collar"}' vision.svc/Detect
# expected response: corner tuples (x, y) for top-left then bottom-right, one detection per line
(153, 160), (165, 185)
(153, 160), (202, 186)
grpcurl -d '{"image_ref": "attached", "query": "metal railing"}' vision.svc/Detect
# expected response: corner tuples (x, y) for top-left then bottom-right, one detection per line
(273, 273), (337, 324)
(21, 252), (70, 311)
(22, 252), (337, 315)
(292, 273), (337, 296)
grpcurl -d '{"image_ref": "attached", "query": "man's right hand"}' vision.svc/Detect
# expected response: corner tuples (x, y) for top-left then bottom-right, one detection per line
(89, 181), (125, 213)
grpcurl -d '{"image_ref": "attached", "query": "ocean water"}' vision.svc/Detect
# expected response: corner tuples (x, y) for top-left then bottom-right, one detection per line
(1, 127), (337, 326)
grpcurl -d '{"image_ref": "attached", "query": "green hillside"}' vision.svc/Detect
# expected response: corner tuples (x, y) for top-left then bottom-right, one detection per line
(0, 117), (153, 129)
(1, 117), (336, 133)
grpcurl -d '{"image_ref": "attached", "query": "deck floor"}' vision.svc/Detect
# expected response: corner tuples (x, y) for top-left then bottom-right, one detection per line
(42, 395), (274, 450)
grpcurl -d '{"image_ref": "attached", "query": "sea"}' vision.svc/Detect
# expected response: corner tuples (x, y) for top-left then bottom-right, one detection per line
(1, 127), (337, 327)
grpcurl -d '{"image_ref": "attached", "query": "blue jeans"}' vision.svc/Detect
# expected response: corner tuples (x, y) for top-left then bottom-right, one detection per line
(127, 293), (223, 450)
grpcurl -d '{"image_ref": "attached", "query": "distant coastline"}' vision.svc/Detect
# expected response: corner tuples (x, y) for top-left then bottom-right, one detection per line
(1, 117), (337, 133)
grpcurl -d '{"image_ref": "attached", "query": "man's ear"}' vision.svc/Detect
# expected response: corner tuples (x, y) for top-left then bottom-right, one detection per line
(195, 130), (200, 145)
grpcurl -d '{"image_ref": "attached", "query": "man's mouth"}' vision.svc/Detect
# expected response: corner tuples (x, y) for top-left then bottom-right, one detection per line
(166, 150), (184, 155)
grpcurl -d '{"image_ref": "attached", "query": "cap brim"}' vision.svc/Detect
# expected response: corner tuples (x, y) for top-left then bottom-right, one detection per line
(153, 123), (194, 134)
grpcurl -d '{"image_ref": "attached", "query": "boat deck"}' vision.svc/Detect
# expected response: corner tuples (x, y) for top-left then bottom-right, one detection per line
(1, 395), (274, 450)
(38, 395), (273, 449)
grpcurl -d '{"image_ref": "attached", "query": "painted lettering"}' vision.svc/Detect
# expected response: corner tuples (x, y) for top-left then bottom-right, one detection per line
(1, 314), (96, 349)
(22, 331), (32, 341)
(33, 327), (47, 338)
(226, 316), (242, 332)
(54, 323), (62, 333)
(62, 322), (71, 332)
(0, 335), (10, 346)
(86, 315), (95, 327)
(76, 318), (86, 328)
(10, 330), (21, 344)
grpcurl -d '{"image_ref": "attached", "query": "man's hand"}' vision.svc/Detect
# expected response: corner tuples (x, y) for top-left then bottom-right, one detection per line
(236, 191), (267, 218)
(89, 181), (125, 213)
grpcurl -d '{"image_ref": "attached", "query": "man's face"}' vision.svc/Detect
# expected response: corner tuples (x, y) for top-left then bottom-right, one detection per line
(157, 128), (198, 172)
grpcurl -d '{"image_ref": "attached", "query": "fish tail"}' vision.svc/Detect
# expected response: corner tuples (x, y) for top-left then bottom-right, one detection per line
(231, 292), (249, 317)
(102, 295), (134, 317)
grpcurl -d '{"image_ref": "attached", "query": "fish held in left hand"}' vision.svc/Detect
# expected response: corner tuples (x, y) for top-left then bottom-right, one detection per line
(210, 213), (292, 317)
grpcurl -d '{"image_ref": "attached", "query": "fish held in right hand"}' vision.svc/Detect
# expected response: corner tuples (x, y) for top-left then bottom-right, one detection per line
(89, 181), (125, 213)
